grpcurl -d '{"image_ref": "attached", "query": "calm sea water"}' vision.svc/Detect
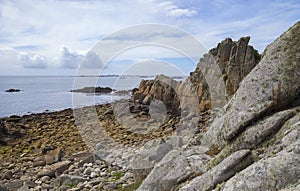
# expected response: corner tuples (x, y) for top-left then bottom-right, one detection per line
(0, 76), (147, 117)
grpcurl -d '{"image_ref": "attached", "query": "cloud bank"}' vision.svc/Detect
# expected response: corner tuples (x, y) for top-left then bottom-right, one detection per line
(0, 0), (299, 75)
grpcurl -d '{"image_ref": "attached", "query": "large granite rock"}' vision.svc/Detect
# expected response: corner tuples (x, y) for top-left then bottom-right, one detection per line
(137, 150), (192, 191)
(179, 149), (252, 191)
(131, 74), (180, 113)
(221, 140), (300, 191)
(190, 36), (259, 111)
(203, 21), (300, 148)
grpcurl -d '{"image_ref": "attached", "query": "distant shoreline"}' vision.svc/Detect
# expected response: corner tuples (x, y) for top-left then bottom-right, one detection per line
(0, 74), (186, 78)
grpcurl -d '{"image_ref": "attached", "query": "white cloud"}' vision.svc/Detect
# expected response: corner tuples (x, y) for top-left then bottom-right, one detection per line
(57, 46), (85, 69)
(0, 49), (47, 70)
(81, 51), (103, 69)
(159, 1), (197, 17)
(55, 46), (103, 69)
(19, 52), (47, 69)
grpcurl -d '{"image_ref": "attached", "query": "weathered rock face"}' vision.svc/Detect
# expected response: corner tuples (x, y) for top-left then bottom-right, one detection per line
(190, 36), (259, 111)
(202, 21), (300, 148)
(136, 22), (300, 191)
(131, 37), (259, 114)
(131, 75), (180, 112)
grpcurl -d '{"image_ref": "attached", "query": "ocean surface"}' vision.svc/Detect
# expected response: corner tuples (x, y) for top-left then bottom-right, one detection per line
(0, 75), (151, 117)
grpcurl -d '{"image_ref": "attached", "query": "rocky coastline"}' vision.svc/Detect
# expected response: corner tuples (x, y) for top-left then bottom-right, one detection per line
(1, 21), (299, 191)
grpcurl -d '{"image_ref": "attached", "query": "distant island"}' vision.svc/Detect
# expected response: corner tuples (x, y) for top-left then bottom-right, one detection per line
(5, 89), (21, 93)
(70, 86), (113, 93)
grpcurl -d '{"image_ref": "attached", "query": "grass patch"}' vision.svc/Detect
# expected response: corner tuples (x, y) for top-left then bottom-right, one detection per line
(112, 171), (123, 180)
(0, 146), (11, 155)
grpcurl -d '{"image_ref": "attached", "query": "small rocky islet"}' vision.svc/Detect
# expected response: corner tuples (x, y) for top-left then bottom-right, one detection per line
(70, 87), (113, 94)
(5, 89), (22, 93)
(0, 21), (299, 191)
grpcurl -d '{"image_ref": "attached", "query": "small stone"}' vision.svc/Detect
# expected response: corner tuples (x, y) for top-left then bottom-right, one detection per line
(50, 160), (72, 174)
(33, 160), (46, 167)
(90, 172), (98, 178)
(94, 168), (100, 173)
(100, 172), (107, 177)
(2, 170), (13, 180)
(21, 157), (35, 162)
(71, 151), (92, 160)
(78, 155), (94, 167)
(83, 167), (92, 175)
(8, 164), (15, 169)
(58, 174), (88, 187)
(37, 169), (55, 178)
(0, 186), (8, 191)
(40, 176), (51, 182)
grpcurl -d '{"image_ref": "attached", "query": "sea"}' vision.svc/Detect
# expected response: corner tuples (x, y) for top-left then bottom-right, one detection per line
(0, 75), (153, 117)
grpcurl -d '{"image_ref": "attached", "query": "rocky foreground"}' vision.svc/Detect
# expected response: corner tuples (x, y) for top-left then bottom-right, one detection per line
(0, 21), (299, 191)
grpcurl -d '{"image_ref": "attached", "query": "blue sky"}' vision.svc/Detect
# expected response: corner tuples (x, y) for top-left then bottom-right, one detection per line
(0, 0), (299, 75)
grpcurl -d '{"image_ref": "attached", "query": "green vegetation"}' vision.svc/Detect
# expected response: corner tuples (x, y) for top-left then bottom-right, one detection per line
(0, 146), (10, 155)
(111, 171), (124, 180)
(253, 49), (261, 63)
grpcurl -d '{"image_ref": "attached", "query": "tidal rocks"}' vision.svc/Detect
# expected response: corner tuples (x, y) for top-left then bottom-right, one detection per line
(71, 86), (112, 93)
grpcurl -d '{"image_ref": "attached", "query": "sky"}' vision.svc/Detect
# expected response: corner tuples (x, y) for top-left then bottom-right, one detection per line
(0, 0), (299, 76)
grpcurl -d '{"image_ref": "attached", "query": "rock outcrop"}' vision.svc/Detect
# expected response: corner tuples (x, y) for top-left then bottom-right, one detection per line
(136, 21), (300, 191)
(190, 36), (260, 110)
(131, 36), (260, 114)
